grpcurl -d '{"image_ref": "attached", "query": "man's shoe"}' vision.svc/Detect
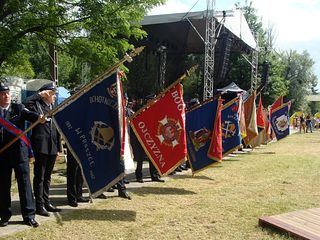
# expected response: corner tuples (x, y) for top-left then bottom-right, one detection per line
(151, 178), (164, 182)
(137, 179), (144, 183)
(96, 193), (107, 199)
(45, 203), (61, 212)
(24, 218), (39, 228)
(77, 197), (89, 203)
(36, 207), (50, 217)
(118, 191), (132, 200)
(151, 178), (165, 183)
(180, 165), (188, 171)
(107, 188), (115, 192)
(0, 219), (9, 227)
(68, 201), (78, 207)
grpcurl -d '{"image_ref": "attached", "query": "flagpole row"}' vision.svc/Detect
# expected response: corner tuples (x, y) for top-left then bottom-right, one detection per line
(0, 47), (145, 155)
(130, 65), (198, 119)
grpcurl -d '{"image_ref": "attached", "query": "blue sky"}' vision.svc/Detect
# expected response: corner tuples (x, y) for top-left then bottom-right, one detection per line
(149, 0), (320, 90)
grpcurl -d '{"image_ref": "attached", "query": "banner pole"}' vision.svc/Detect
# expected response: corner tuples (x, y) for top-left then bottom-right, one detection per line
(0, 47), (145, 154)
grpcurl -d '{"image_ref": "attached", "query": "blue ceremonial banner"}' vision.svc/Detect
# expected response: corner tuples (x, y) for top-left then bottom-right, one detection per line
(270, 102), (290, 140)
(53, 72), (124, 197)
(186, 99), (220, 173)
(221, 98), (242, 156)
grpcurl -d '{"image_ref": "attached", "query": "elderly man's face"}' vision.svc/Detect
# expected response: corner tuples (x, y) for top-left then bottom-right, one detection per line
(42, 90), (57, 104)
(0, 90), (11, 108)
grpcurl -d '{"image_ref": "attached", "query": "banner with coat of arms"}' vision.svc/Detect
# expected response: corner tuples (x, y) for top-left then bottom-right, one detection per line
(221, 97), (242, 156)
(130, 82), (187, 176)
(270, 102), (290, 140)
(186, 98), (222, 174)
(53, 71), (125, 197)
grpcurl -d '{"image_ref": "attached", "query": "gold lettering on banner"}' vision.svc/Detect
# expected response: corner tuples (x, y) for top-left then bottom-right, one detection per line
(171, 89), (184, 112)
(89, 95), (117, 109)
(137, 121), (165, 168)
(74, 127), (96, 179)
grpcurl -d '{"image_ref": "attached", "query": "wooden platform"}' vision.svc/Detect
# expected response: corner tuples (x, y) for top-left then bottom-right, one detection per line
(259, 208), (320, 240)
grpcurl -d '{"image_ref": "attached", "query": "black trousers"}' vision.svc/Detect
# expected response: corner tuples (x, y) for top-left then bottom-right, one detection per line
(135, 158), (159, 180)
(67, 150), (83, 203)
(116, 179), (126, 192)
(33, 152), (56, 208)
(131, 129), (159, 180)
(0, 154), (35, 221)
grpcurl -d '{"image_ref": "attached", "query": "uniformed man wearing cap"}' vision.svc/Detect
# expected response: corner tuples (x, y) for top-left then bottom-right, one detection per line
(0, 82), (41, 227)
(25, 82), (62, 217)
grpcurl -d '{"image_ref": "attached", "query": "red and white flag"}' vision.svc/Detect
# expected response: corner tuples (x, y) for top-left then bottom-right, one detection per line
(130, 83), (187, 176)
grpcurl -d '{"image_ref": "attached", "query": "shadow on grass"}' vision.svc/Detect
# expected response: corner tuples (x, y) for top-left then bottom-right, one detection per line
(129, 186), (196, 196)
(61, 209), (136, 222)
(170, 175), (215, 181)
(250, 151), (276, 155)
(222, 158), (241, 162)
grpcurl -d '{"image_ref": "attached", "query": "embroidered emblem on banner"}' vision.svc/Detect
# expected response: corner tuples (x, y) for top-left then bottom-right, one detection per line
(90, 121), (114, 151)
(107, 82), (117, 98)
(222, 120), (236, 138)
(156, 116), (182, 148)
(275, 115), (288, 131)
(189, 128), (211, 151)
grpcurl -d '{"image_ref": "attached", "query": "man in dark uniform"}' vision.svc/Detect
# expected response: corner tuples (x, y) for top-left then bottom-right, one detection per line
(25, 82), (62, 217)
(132, 97), (164, 183)
(0, 82), (40, 227)
(66, 147), (89, 207)
(65, 86), (89, 207)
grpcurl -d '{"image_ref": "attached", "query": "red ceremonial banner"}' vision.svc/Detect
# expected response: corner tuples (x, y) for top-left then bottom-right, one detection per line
(207, 98), (223, 161)
(130, 83), (187, 176)
(270, 96), (283, 114)
(256, 95), (265, 129)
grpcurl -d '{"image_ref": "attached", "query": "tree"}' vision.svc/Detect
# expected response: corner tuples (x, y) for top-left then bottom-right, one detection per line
(0, 0), (165, 79)
(282, 50), (316, 113)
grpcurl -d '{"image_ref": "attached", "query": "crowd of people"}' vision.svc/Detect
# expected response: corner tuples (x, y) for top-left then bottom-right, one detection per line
(0, 82), (178, 228)
(292, 113), (318, 133)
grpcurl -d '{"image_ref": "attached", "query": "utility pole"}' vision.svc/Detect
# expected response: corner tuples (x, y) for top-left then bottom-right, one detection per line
(49, 44), (58, 85)
(49, 0), (58, 86)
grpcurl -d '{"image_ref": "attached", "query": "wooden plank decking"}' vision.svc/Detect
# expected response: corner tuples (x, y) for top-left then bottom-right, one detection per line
(259, 208), (320, 240)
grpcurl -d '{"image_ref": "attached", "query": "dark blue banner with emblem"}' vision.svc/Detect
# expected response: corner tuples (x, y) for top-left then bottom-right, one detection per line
(270, 102), (290, 140)
(53, 72), (124, 197)
(221, 98), (242, 156)
(186, 99), (220, 174)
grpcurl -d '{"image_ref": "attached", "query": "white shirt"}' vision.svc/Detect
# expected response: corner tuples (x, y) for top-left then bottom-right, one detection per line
(0, 105), (9, 117)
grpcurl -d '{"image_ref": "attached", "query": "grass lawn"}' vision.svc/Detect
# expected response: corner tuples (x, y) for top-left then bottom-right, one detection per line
(4, 130), (320, 240)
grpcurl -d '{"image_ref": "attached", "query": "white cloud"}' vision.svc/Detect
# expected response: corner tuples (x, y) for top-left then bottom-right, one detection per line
(251, 0), (320, 88)
(252, 0), (320, 47)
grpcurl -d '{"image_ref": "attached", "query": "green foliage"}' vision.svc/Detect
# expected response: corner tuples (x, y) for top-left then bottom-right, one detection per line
(0, 51), (35, 78)
(282, 50), (316, 113)
(0, 0), (165, 82)
(235, 1), (318, 111)
(177, 54), (203, 101)
(263, 54), (289, 106)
